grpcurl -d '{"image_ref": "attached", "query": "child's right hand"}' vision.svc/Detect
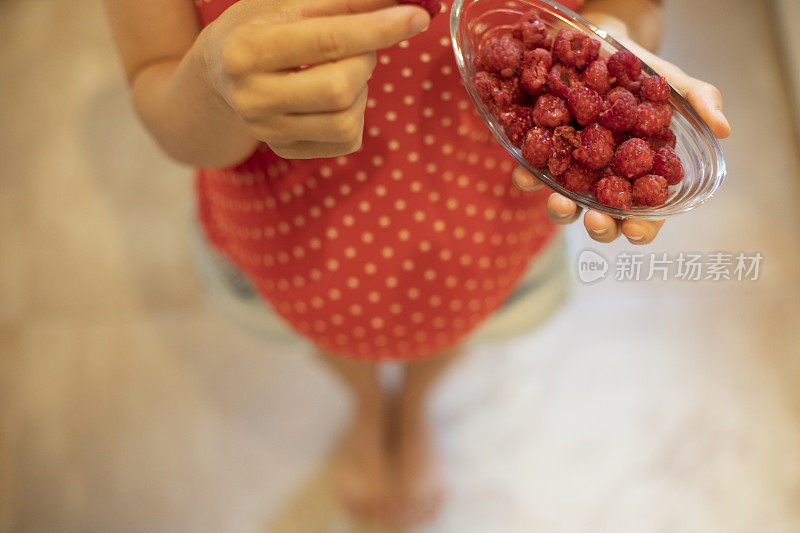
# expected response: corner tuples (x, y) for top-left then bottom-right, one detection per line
(200, 0), (431, 159)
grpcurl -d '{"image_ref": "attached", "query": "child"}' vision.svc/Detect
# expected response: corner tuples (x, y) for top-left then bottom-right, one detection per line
(104, 0), (730, 527)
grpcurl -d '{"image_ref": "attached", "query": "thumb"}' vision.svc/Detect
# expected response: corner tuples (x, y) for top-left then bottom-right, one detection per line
(675, 77), (731, 139)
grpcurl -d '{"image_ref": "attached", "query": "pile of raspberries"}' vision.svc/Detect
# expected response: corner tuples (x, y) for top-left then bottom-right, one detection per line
(471, 12), (684, 209)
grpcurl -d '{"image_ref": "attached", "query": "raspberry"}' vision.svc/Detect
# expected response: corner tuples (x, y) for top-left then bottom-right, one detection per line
(607, 86), (632, 97)
(559, 161), (600, 193)
(580, 59), (611, 95)
(612, 138), (653, 179)
(472, 71), (525, 112)
(640, 75), (670, 102)
(597, 88), (638, 132)
(573, 142), (613, 170)
(476, 36), (525, 78)
(595, 176), (633, 209)
(552, 29), (600, 69)
(652, 146), (684, 185)
(499, 105), (535, 146)
(644, 128), (677, 150)
(548, 125), (580, 175)
(607, 50), (642, 93)
(572, 123), (614, 169)
(521, 127), (554, 167)
(582, 123), (615, 147)
(566, 85), (603, 125)
(632, 174), (669, 206)
(631, 101), (672, 137)
(519, 48), (553, 95)
(532, 94), (572, 128)
(546, 64), (581, 98)
(554, 125), (581, 148)
(399, 0), (442, 18)
(512, 13), (549, 49)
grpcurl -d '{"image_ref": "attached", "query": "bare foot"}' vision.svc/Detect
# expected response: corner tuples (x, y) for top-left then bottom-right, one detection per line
(334, 408), (392, 524)
(386, 405), (445, 528)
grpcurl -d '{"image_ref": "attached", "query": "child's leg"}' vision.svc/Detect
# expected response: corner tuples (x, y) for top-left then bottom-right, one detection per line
(389, 347), (464, 526)
(315, 351), (392, 522)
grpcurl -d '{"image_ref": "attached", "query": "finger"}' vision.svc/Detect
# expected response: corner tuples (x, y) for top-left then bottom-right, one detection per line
(546, 193), (582, 225)
(238, 53), (375, 114)
(680, 79), (731, 139)
(241, 5), (429, 71)
(583, 210), (621, 243)
(277, 87), (368, 143)
(269, 137), (364, 160)
(512, 166), (544, 191)
(620, 218), (665, 245)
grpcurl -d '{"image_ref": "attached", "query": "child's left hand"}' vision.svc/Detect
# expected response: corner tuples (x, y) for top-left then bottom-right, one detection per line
(513, 44), (731, 245)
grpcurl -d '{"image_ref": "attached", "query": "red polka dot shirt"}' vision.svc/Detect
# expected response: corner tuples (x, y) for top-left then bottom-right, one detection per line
(195, 1), (577, 360)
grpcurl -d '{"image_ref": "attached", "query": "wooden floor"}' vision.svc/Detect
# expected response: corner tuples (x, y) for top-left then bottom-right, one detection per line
(1, 0), (799, 532)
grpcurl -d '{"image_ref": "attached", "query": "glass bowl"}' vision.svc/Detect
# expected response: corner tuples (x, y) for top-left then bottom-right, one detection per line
(450, 0), (726, 220)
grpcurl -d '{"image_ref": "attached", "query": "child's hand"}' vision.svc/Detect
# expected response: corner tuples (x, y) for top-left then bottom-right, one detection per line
(513, 49), (730, 245)
(202, 0), (431, 159)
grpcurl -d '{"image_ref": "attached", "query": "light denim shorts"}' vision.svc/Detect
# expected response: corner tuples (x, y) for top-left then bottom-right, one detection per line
(193, 225), (569, 346)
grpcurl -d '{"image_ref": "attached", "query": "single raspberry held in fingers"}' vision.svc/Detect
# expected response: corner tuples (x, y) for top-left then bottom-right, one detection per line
(652, 146), (684, 185)
(595, 176), (633, 209)
(566, 85), (603, 125)
(547, 64), (581, 98)
(476, 36), (525, 78)
(580, 59), (612, 95)
(641, 75), (670, 102)
(532, 94), (572, 128)
(612, 138), (654, 179)
(645, 128), (677, 150)
(553, 29), (600, 69)
(499, 105), (535, 146)
(399, 0), (441, 18)
(607, 50), (642, 93)
(598, 88), (638, 132)
(519, 48), (553, 95)
(632, 174), (669, 206)
(632, 101), (672, 137)
(512, 13), (549, 49)
(522, 127), (555, 167)
(559, 161), (600, 193)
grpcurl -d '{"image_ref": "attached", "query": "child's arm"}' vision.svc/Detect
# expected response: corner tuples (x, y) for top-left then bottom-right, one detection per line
(103, 0), (430, 167)
(515, 0), (730, 245)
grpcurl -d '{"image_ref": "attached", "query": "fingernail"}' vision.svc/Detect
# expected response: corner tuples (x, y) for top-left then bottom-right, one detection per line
(628, 233), (644, 242)
(592, 227), (608, 236)
(409, 10), (430, 33)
